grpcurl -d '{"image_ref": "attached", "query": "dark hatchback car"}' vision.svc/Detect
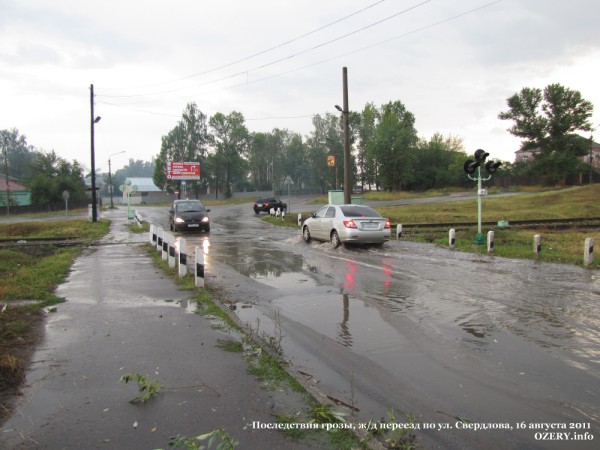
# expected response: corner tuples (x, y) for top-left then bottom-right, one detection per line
(253, 197), (287, 215)
(169, 199), (211, 232)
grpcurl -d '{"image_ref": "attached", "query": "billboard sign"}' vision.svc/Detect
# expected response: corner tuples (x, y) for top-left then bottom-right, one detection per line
(166, 162), (200, 180)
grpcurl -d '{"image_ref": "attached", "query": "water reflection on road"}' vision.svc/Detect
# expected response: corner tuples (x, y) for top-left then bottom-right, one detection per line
(168, 203), (599, 449)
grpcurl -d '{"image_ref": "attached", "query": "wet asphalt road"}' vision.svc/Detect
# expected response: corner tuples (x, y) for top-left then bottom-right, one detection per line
(142, 200), (599, 450)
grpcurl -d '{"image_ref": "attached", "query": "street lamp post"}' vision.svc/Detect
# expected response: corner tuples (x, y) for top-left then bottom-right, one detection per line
(2, 134), (9, 216)
(108, 151), (126, 209)
(90, 83), (101, 222)
(335, 67), (351, 205)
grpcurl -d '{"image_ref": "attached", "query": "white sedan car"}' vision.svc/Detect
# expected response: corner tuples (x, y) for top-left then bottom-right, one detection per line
(302, 204), (391, 248)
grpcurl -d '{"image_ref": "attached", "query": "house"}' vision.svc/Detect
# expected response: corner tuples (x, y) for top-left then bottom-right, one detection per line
(123, 177), (170, 204)
(0, 174), (31, 207)
(514, 139), (600, 170)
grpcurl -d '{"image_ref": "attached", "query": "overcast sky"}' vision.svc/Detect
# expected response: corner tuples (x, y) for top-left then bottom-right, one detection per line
(1, 0), (599, 173)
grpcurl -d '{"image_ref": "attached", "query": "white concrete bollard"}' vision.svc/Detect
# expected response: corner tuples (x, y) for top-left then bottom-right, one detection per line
(161, 231), (169, 261)
(156, 228), (163, 253)
(534, 234), (542, 257)
(166, 232), (176, 268)
(298, 214), (302, 227)
(178, 238), (187, 278)
(149, 224), (156, 245)
(487, 230), (495, 253)
(195, 246), (205, 288)
(584, 237), (594, 266)
(276, 208), (280, 218)
(269, 207), (275, 216)
(449, 228), (456, 249)
(282, 211), (285, 221)
(396, 224), (402, 239)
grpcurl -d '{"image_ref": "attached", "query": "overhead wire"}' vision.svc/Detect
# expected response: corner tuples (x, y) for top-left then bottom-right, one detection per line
(99, 0), (390, 92)
(98, 0), (503, 121)
(99, 0), (431, 99)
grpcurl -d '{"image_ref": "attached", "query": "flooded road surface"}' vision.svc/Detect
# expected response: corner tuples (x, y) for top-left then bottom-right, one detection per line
(144, 202), (599, 449)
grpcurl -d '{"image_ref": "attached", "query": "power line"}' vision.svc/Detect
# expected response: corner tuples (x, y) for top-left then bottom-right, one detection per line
(99, 0), (431, 99)
(99, 0), (390, 92)
(103, 0), (502, 109)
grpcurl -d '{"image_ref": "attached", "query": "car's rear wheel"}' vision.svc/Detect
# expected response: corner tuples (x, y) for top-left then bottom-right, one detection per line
(331, 230), (341, 248)
(302, 226), (311, 243)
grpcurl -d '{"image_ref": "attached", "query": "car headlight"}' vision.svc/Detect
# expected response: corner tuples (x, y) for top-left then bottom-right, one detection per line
(174, 217), (185, 223)
(201, 217), (209, 223)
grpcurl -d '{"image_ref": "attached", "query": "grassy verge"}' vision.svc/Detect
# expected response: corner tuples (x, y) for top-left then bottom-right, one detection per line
(144, 244), (374, 449)
(0, 219), (110, 420)
(285, 185), (600, 268)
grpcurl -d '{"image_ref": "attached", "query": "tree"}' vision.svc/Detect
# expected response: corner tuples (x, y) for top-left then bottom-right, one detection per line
(29, 150), (86, 209)
(209, 111), (250, 198)
(411, 133), (466, 190)
(153, 103), (210, 197)
(498, 83), (594, 182)
(371, 101), (418, 191)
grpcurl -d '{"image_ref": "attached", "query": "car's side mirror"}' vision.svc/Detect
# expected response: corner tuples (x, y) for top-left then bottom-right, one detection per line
(312, 213), (317, 218)
(168, 208), (173, 213)
(206, 209), (211, 213)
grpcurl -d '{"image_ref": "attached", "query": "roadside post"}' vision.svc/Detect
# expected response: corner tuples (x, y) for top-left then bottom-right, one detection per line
(195, 246), (205, 288)
(396, 224), (402, 239)
(156, 228), (163, 253)
(63, 190), (69, 217)
(464, 149), (502, 245)
(178, 238), (187, 278)
(534, 234), (542, 257)
(584, 237), (594, 266)
(150, 224), (156, 245)
(166, 232), (176, 268)
(161, 231), (168, 261)
(487, 230), (495, 253)
(449, 228), (456, 249)
(284, 175), (294, 213)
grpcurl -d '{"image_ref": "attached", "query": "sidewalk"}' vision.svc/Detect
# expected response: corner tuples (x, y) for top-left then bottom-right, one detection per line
(0, 214), (316, 449)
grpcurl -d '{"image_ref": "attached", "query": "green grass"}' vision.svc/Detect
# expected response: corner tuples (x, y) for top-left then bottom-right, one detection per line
(0, 218), (111, 418)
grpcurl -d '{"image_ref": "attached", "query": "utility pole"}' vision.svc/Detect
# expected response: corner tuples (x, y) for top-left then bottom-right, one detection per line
(342, 67), (351, 205)
(90, 84), (100, 222)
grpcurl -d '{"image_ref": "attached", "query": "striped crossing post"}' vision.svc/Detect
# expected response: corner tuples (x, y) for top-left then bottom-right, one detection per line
(161, 231), (168, 261)
(178, 238), (187, 278)
(166, 232), (176, 268)
(195, 246), (205, 288)
(156, 228), (163, 253)
(149, 224), (156, 245)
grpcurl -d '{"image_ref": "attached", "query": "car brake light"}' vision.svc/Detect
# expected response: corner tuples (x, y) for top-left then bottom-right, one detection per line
(265, 202), (269, 207)
(343, 220), (357, 229)
(384, 220), (391, 229)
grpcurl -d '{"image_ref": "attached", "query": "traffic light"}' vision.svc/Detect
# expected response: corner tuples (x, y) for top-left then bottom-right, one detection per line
(463, 160), (480, 174)
(474, 149), (489, 163)
(485, 160), (502, 174)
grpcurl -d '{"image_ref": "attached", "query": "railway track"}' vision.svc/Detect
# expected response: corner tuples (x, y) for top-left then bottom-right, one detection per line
(399, 217), (600, 230)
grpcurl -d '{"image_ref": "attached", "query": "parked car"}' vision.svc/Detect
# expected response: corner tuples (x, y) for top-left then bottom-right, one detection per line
(169, 199), (211, 232)
(302, 204), (391, 248)
(253, 197), (287, 215)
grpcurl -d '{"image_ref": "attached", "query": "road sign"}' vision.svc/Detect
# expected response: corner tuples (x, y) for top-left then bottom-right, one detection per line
(327, 155), (336, 167)
(166, 162), (200, 180)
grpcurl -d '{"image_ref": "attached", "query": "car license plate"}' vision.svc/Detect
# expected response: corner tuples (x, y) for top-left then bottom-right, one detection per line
(363, 222), (378, 229)
(188, 224), (200, 228)
(257, 203), (263, 207)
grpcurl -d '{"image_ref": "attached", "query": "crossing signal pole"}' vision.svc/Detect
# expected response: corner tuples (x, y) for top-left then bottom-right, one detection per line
(464, 149), (502, 245)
